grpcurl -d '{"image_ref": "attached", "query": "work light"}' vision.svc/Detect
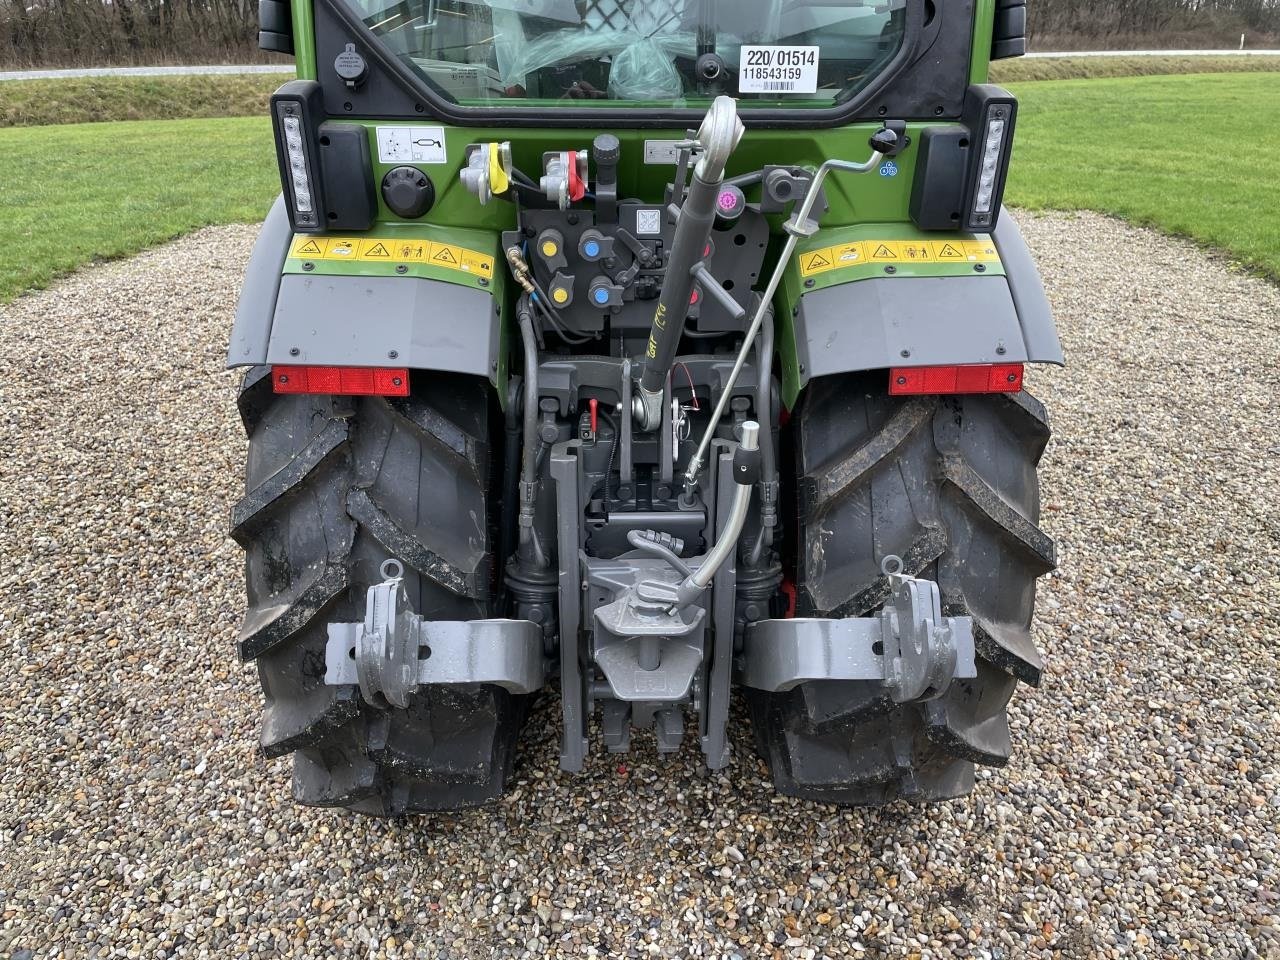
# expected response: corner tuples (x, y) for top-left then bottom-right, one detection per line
(270, 81), (327, 232)
(962, 86), (1017, 232)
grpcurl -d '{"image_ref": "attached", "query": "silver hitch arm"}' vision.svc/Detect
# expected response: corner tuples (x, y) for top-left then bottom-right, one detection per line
(325, 560), (545, 706)
(741, 555), (976, 703)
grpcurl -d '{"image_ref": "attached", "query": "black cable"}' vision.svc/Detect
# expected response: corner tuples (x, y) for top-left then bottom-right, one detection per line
(683, 322), (728, 340)
(596, 410), (621, 514)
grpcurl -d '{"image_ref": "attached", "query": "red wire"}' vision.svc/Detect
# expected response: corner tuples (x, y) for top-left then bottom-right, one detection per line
(675, 362), (700, 411)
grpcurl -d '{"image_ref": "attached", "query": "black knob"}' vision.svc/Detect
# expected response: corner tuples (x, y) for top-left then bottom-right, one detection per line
(593, 134), (620, 166)
(869, 126), (900, 155)
(334, 42), (368, 88)
(381, 167), (435, 219)
(696, 53), (726, 83)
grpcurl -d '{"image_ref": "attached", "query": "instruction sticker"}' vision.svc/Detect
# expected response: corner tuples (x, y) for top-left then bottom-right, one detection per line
(798, 236), (1002, 277)
(739, 45), (820, 95)
(289, 236), (495, 277)
(376, 126), (447, 164)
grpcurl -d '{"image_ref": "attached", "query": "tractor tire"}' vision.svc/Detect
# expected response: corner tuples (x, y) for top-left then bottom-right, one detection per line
(749, 373), (1056, 805)
(230, 366), (528, 815)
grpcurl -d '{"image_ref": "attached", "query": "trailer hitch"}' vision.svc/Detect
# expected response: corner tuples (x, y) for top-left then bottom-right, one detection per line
(324, 560), (545, 707)
(740, 556), (976, 703)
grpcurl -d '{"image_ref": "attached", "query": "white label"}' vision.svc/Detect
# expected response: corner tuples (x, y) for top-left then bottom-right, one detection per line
(376, 126), (447, 164)
(635, 209), (663, 236)
(739, 45), (820, 95)
(644, 139), (685, 165)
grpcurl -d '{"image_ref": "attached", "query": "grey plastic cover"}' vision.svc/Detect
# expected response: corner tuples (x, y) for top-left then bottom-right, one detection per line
(262, 274), (500, 378)
(793, 210), (1064, 380)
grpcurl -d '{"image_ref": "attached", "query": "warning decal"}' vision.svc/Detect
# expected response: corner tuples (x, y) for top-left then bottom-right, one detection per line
(289, 236), (495, 278)
(799, 235), (1002, 277)
(800, 250), (834, 275)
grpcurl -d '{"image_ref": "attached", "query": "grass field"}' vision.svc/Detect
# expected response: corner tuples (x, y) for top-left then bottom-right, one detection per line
(2, 55), (1280, 127)
(1006, 73), (1280, 280)
(0, 117), (275, 301)
(0, 72), (1276, 302)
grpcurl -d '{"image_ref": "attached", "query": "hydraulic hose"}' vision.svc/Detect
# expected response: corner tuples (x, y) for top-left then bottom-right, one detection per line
(635, 97), (744, 430)
(748, 307), (776, 567)
(515, 296), (549, 569)
(672, 421), (759, 610)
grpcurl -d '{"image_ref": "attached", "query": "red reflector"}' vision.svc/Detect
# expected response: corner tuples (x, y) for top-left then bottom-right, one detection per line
(889, 364), (1023, 396)
(272, 366), (410, 396)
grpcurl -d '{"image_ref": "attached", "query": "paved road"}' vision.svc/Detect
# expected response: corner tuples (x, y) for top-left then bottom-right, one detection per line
(1025, 48), (1279, 57)
(2, 49), (1278, 81)
(0, 64), (293, 81)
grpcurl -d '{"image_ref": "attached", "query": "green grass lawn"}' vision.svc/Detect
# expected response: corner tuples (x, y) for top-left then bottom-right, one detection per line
(1, 56), (1277, 127)
(1007, 72), (1280, 280)
(0, 72), (1276, 303)
(0, 117), (276, 301)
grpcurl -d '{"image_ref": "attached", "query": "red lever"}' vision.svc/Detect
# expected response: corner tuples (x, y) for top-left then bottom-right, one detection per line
(589, 397), (599, 433)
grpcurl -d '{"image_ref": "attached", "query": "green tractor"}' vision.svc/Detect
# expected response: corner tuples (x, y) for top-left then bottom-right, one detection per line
(229, 0), (1061, 815)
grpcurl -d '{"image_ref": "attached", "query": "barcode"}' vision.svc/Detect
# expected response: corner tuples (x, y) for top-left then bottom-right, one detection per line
(763, 82), (796, 92)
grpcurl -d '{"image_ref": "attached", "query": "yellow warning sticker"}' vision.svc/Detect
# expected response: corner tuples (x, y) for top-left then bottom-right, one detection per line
(798, 236), (1002, 277)
(868, 242), (903, 262)
(292, 237), (327, 258)
(290, 235), (496, 277)
(358, 239), (393, 260)
(964, 239), (1001, 262)
(799, 249), (837, 276)
(930, 241), (968, 262)
(831, 242), (866, 267)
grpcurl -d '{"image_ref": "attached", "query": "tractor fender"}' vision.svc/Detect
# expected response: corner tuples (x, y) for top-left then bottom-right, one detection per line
(226, 196), (500, 381)
(227, 195), (291, 368)
(790, 209), (1064, 393)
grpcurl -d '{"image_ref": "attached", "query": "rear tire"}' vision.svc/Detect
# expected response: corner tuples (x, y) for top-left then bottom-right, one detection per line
(750, 373), (1055, 805)
(231, 367), (528, 815)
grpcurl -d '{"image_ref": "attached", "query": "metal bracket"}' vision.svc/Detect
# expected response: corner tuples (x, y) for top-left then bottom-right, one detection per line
(325, 560), (544, 707)
(740, 556), (975, 702)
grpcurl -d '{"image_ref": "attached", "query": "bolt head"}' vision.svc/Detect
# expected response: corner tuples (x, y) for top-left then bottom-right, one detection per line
(388, 350), (399, 359)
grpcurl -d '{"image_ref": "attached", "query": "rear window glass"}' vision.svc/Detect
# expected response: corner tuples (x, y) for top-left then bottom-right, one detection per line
(338, 0), (909, 109)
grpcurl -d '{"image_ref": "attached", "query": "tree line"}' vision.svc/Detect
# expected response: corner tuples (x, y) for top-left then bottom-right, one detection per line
(2, 0), (1279, 70)
(1031, 0), (1280, 48)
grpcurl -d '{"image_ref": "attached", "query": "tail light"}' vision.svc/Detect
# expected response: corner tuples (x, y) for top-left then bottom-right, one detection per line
(889, 364), (1023, 396)
(272, 366), (410, 396)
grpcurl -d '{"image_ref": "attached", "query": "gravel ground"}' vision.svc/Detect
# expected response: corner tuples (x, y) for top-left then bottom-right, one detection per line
(0, 212), (1277, 959)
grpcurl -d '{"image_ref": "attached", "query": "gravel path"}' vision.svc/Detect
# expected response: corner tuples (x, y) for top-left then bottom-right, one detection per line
(1, 212), (1277, 958)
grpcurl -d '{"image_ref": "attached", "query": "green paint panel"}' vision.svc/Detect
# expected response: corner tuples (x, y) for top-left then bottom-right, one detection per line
(289, 0), (317, 81)
(970, 0), (996, 85)
(357, 122), (928, 231)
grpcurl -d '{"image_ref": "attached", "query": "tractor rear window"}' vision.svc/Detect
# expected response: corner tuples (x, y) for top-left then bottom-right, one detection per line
(338, 0), (908, 110)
